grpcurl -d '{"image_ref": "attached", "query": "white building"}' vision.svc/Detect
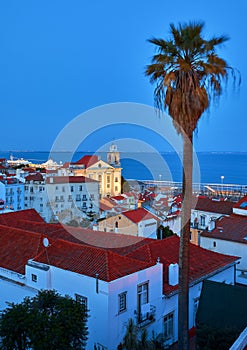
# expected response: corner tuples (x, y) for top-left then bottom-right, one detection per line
(98, 207), (159, 238)
(0, 176), (24, 211)
(24, 174), (100, 222)
(200, 196), (247, 285)
(0, 210), (239, 349)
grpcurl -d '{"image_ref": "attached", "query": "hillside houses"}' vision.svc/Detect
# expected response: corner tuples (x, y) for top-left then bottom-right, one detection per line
(200, 196), (247, 285)
(0, 209), (239, 349)
(98, 207), (159, 238)
(24, 174), (99, 223)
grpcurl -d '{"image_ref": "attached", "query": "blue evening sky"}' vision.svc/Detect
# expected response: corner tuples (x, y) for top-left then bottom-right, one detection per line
(0, 0), (246, 152)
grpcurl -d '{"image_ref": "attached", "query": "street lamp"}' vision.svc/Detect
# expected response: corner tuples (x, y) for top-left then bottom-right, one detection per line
(221, 175), (224, 185)
(221, 176), (224, 196)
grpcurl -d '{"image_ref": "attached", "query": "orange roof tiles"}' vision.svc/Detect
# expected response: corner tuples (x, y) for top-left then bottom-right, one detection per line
(0, 210), (239, 291)
(35, 239), (152, 282)
(123, 207), (158, 224)
(0, 225), (45, 274)
(0, 209), (44, 225)
(25, 173), (44, 182)
(72, 155), (99, 167)
(201, 214), (247, 244)
(126, 235), (238, 294)
(195, 197), (234, 214)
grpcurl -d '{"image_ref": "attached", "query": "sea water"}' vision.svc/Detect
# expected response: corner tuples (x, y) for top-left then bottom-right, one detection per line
(1, 151), (247, 185)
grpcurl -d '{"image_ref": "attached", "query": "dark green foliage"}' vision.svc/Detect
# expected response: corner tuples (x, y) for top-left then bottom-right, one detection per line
(196, 324), (240, 350)
(120, 318), (164, 350)
(0, 290), (88, 350)
(157, 225), (174, 239)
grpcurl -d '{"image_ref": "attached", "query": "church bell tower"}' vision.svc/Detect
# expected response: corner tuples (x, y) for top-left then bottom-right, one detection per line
(107, 143), (120, 166)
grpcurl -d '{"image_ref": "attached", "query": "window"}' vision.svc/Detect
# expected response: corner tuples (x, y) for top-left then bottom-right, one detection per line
(75, 294), (88, 309)
(31, 274), (37, 283)
(164, 312), (174, 340)
(90, 194), (94, 200)
(213, 241), (217, 247)
(118, 292), (127, 313)
(39, 186), (43, 192)
(82, 194), (87, 201)
(55, 186), (58, 191)
(138, 282), (148, 305)
(79, 185), (82, 191)
(71, 186), (74, 192)
(98, 175), (102, 182)
(200, 215), (206, 227)
(107, 176), (110, 183)
(115, 186), (118, 191)
(115, 177), (118, 182)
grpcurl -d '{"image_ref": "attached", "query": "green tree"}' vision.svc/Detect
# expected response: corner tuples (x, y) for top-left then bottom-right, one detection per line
(146, 21), (239, 350)
(157, 225), (174, 239)
(0, 290), (88, 350)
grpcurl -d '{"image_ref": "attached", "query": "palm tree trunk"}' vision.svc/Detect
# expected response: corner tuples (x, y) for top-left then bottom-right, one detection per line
(178, 132), (193, 350)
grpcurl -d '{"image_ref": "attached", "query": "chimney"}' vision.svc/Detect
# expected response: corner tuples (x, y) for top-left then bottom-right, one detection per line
(168, 263), (179, 286)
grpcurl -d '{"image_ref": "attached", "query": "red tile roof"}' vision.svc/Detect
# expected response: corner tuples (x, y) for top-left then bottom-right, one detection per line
(0, 211), (239, 289)
(0, 209), (44, 225)
(126, 235), (238, 294)
(195, 197), (234, 215)
(35, 239), (152, 282)
(46, 176), (98, 184)
(72, 155), (99, 167)
(201, 214), (247, 244)
(111, 196), (126, 201)
(123, 208), (159, 224)
(233, 196), (247, 210)
(0, 225), (45, 274)
(25, 173), (44, 182)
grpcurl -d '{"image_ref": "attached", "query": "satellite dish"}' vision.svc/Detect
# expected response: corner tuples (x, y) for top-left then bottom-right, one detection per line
(43, 237), (49, 248)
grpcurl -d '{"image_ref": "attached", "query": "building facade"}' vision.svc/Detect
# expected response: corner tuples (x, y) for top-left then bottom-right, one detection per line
(66, 145), (122, 198)
(0, 177), (24, 211)
(24, 175), (100, 222)
(0, 210), (239, 349)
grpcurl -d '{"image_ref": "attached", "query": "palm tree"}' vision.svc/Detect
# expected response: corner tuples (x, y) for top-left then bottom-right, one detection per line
(146, 21), (239, 350)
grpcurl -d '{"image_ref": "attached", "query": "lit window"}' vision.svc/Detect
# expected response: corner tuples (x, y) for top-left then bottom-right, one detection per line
(31, 274), (37, 283)
(118, 292), (127, 313)
(164, 312), (174, 340)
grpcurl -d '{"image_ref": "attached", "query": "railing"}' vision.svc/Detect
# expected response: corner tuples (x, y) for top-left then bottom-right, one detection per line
(130, 179), (247, 197)
(136, 304), (156, 328)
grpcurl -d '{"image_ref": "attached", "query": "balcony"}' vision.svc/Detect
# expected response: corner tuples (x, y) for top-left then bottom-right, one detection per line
(135, 304), (156, 328)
